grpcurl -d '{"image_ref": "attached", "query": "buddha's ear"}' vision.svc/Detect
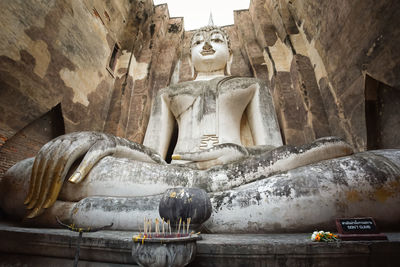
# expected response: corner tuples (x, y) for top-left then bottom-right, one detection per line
(226, 52), (233, 76)
(188, 56), (195, 78)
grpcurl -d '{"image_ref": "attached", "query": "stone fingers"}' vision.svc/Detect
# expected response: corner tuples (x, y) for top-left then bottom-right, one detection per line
(314, 136), (354, 157)
(174, 143), (248, 161)
(172, 150), (220, 162)
(66, 135), (167, 185)
(116, 137), (166, 164)
(68, 135), (117, 184)
(25, 131), (168, 218)
(25, 132), (103, 218)
(26, 138), (71, 217)
(266, 136), (354, 173)
(24, 150), (46, 205)
(42, 132), (107, 208)
(173, 143), (249, 169)
(24, 137), (61, 204)
(195, 159), (224, 170)
(41, 139), (97, 210)
(26, 138), (64, 209)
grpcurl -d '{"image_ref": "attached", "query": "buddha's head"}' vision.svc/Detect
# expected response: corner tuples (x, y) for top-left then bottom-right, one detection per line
(190, 26), (233, 78)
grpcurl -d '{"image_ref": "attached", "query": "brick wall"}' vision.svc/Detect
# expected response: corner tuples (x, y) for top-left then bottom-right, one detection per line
(0, 104), (64, 177)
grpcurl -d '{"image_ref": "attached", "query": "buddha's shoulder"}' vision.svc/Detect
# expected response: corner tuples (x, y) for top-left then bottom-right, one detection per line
(163, 80), (202, 91)
(218, 77), (266, 93)
(157, 76), (266, 96)
(220, 76), (265, 87)
(158, 79), (215, 97)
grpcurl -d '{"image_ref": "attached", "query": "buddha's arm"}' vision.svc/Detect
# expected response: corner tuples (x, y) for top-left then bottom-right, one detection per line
(246, 81), (283, 147)
(143, 92), (175, 159)
(24, 131), (166, 218)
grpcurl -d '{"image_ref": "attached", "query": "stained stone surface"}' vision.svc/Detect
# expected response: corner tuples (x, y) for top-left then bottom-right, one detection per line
(1, 222), (400, 267)
(2, 147), (399, 233)
(240, 0), (400, 151)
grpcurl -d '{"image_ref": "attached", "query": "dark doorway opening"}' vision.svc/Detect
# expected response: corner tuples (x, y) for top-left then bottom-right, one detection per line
(365, 75), (400, 149)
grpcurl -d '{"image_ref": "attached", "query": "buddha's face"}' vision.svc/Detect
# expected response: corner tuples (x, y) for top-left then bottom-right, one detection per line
(190, 29), (231, 73)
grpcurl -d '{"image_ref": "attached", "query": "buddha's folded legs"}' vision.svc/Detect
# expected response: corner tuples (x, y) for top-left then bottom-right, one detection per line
(8, 149), (400, 233)
(1, 137), (351, 214)
(56, 136), (355, 200)
(2, 140), (400, 232)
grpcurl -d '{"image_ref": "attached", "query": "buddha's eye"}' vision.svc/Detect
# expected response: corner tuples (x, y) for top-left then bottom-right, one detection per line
(211, 38), (223, 43)
(193, 40), (203, 46)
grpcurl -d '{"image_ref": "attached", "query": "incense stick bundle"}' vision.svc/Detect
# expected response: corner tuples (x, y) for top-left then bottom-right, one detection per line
(178, 218), (182, 235)
(187, 218), (191, 233)
(148, 219), (152, 236)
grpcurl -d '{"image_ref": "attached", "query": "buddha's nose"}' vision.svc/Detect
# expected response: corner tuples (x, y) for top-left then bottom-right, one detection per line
(202, 41), (212, 50)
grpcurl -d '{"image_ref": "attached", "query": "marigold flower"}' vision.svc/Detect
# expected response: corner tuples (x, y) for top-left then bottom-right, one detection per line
(311, 230), (339, 242)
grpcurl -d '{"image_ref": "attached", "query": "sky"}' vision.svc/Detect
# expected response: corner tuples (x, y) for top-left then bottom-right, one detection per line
(153, 0), (250, 31)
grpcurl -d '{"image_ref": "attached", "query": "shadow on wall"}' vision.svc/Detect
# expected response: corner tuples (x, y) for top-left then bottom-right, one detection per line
(365, 75), (400, 149)
(0, 104), (65, 177)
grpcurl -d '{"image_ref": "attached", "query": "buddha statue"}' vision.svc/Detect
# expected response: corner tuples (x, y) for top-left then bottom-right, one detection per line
(1, 25), (400, 233)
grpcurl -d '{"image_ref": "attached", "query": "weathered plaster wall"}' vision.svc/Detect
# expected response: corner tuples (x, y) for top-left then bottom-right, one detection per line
(231, 2), (332, 146)
(0, 0), (134, 141)
(0, 0), (158, 175)
(123, 5), (185, 143)
(230, 0), (400, 151)
(256, 0), (400, 150)
(297, 0), (400, 150)
(104, 0), (163, 140)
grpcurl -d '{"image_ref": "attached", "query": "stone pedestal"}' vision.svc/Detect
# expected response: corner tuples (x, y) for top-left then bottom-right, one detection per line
(1, 221), (400, 267)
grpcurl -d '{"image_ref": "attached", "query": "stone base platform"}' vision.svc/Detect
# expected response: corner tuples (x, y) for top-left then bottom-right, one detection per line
(1, 221), (399, 267)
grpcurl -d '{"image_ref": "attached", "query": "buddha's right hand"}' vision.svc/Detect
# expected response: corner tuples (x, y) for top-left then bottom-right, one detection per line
(24, 131), (165, 218)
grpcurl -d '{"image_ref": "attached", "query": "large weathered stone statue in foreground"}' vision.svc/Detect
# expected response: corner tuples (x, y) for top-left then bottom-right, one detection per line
(1, 26), (400, 233)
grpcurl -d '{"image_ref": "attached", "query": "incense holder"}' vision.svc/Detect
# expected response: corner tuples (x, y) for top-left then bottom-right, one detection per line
(132, 234), (200, 267)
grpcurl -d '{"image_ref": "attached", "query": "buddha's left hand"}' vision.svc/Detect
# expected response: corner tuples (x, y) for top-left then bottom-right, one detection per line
(172, 143), (249, 170)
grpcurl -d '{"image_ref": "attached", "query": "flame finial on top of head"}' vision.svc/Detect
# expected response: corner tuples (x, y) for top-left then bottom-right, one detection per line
(208, 12), (214, 27)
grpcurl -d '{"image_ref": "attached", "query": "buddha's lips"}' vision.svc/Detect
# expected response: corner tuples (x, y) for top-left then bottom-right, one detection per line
(201, 49), (215, 56)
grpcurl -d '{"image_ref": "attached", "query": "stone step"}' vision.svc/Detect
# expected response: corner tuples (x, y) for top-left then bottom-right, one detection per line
(1, 221), (399, 267)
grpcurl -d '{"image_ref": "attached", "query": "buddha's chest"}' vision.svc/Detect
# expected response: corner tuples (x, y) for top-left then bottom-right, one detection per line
(166, 86), (253, 121)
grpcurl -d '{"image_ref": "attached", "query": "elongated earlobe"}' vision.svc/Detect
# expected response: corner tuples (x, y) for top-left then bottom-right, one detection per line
(226, 53), (233, 76)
